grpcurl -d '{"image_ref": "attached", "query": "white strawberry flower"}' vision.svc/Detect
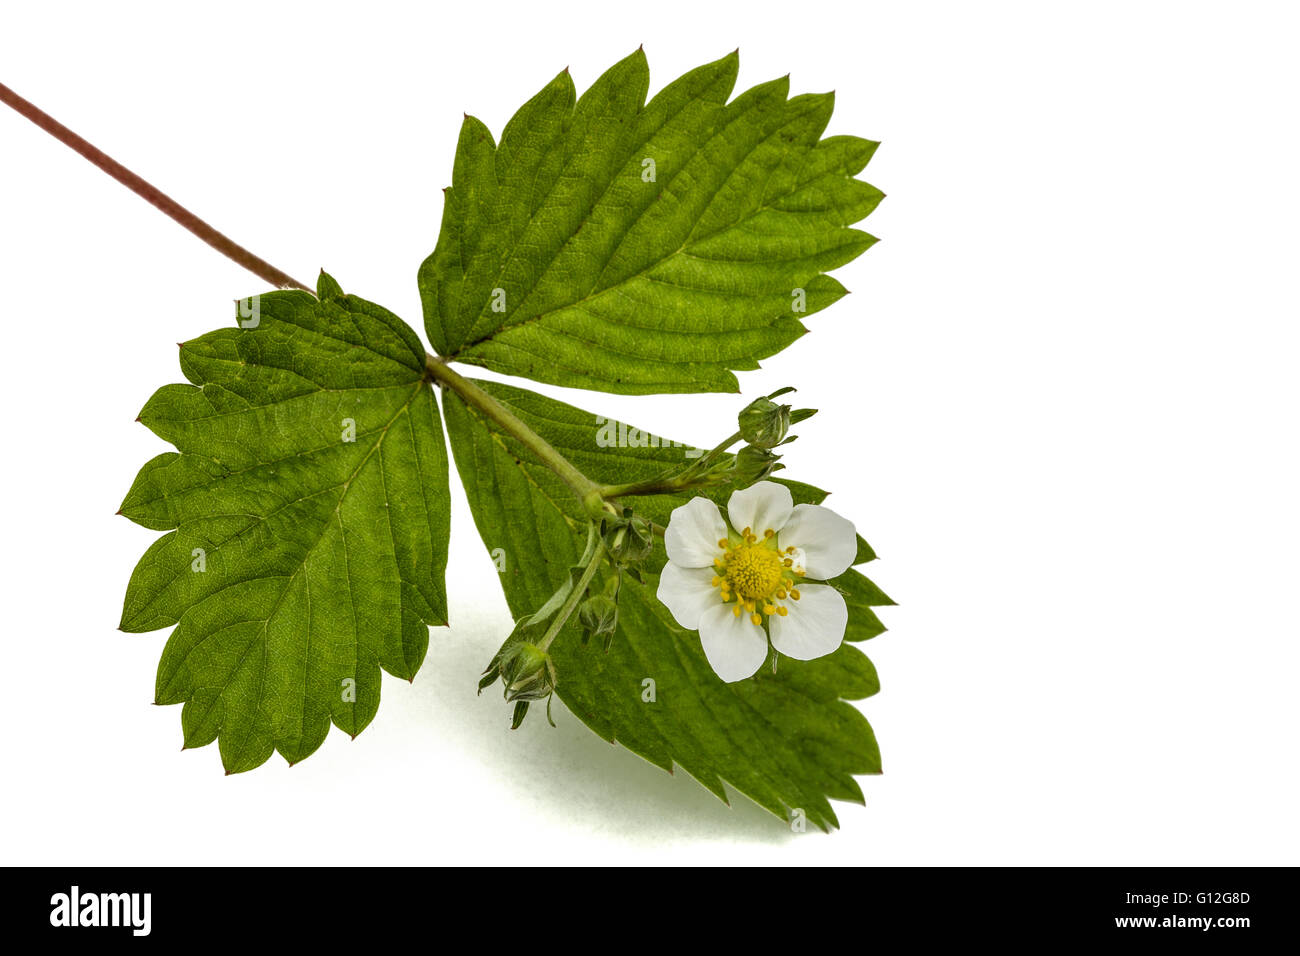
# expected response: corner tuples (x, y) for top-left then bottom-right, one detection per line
(656, 480), (858, 682)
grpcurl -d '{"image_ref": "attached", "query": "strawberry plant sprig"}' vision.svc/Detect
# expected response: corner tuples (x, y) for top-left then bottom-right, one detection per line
(2, 49), (893, 831)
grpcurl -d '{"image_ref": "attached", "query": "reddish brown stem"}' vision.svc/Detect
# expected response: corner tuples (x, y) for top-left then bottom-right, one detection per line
(0, 80), (312, 292)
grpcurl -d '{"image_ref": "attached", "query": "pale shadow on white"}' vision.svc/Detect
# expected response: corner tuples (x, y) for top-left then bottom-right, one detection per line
(413, 599), (800, 845)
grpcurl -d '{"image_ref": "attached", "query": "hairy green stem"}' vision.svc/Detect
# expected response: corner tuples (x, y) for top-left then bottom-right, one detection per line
(694, 429), (745, 467)
(600, 430), (743, 498)
(424, 354), (611, 516)
(536, 540), (606, 652)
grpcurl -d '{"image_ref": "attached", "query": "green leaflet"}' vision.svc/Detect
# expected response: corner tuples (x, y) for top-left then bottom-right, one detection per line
(119, 272), (450, 773)
(442, 379), (892, 830)
(420, 49), (882, 395)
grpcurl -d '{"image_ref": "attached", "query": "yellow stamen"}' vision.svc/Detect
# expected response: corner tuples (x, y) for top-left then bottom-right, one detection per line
(710, 522), (814, 623)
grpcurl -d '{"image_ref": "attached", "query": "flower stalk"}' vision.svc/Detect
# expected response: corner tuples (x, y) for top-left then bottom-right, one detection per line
(535, 538), (607, 653)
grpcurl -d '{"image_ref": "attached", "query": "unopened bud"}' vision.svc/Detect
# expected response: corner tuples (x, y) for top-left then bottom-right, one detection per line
(733, 444), (783, 484)
(579, 593), (619, 638)
(498, 641), (556, 702)
(738, 396), (792, 449)
(605, 509), (654, 564)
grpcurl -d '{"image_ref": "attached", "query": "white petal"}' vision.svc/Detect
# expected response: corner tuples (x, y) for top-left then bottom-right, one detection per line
(697, 603), (770, 682)
(656, 562), (721, 630)
(778, 503), (857, 579)
(769, 584), (848, 661)
(664, 497), (727, 568)
(727, 481), (793, 537)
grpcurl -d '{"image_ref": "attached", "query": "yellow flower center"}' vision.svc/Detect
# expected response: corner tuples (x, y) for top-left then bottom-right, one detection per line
(711, 526), (805, 626)
(726, 544), (784, 600)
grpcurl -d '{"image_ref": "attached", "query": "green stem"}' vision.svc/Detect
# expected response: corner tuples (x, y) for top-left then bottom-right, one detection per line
(600, 429), (743, 498)
(699, 429), (744, 464)
(600, 477), (690, 498)
(424, 354), (611, 517)
(536, 541), (606, 653)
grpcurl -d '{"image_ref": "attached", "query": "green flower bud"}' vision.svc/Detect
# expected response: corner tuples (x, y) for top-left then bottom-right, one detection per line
(579, 592), (619, 637)
(733, 444), (783, 484)
(604, 509), (654, 564)
(738, 396), (792, 449)
(498, 641), (556, 703)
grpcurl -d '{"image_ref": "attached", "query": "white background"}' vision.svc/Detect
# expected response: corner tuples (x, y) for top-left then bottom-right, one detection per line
(2, 0), (1297, 865)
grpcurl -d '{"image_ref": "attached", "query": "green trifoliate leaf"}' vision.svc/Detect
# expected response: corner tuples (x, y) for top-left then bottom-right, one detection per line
(420, 49), (882, 396)
(119, 272), (450, 773)
(441, 379), (891, 830)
